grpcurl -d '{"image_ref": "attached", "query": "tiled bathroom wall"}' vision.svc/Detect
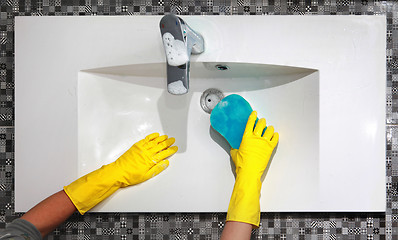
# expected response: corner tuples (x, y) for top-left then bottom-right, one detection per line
(0, 0), (395, 239)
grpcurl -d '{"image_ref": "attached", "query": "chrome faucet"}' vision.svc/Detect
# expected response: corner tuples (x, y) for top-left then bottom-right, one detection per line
(160, 14), (205, 95)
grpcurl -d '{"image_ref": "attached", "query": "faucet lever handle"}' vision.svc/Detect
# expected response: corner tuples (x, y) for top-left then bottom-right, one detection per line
(184, 23), (205, 55)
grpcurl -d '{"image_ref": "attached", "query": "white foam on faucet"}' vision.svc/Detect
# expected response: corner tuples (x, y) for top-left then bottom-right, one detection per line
(162, 32), (189, 66)
(168, 80), (187, 95)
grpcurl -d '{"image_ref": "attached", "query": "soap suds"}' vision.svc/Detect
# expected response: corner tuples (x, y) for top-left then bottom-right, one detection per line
(218, 101), (229, 108)
(162, 32), (189, 66)
(168, 80), (187, 95)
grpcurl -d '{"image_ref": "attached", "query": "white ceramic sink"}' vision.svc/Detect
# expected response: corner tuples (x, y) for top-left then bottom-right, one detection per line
(15, 16), (386, 212)
(78, 63), (318, 212)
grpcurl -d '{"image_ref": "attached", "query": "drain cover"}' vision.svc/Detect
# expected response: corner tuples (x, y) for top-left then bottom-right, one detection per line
(200, 88), (225, 114)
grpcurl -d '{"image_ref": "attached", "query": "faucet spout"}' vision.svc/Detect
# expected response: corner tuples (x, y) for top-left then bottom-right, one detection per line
(160, 14), (204, 95)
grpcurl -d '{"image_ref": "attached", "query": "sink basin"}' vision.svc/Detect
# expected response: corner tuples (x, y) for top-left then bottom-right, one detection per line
(78, 62), (318, 212)
(15, 16), (386, 213)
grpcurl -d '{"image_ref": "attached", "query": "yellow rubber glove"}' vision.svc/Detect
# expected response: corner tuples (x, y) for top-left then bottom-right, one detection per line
(64, 133), (178, 214)
(227, 111), (279, 227)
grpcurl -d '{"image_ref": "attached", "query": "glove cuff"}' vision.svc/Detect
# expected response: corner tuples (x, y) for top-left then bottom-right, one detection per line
(226, 175), (262, 228)
(64, 163), (121, 215)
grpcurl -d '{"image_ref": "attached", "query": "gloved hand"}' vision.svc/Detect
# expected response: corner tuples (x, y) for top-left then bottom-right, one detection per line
(227, 111), (279, 227)
(64, 133), (178, 214)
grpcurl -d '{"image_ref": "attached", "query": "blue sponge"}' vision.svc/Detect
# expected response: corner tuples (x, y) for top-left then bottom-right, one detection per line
(210, 94), (260, 149)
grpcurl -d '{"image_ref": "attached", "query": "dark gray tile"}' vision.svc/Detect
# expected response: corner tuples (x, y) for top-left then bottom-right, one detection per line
(2, 0), (396, 239)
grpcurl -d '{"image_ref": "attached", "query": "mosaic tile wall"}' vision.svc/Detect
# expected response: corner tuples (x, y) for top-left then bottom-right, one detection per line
(0, 0), (395, 239)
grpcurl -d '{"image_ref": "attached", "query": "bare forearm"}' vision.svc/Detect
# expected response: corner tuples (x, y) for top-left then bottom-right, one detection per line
(220, 221), (252, 240)
(20, 190), (77, 237)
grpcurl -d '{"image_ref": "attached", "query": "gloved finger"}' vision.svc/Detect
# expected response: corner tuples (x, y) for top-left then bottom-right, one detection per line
(154, 146), (178, 161)
(244, 111), (257, 135)
(136, 133), (160, 148)
(144, 135), (168, 148)
(145, 132), (160, 142)
(253, 118), (266, 137)
(142, 160), (170, 182)
(270, 132), (279, 147)
(263, 125), (274, 140)
(150, 137), (176, 153)
(230, 148), (239, 166)
(154, 135), (168, 144)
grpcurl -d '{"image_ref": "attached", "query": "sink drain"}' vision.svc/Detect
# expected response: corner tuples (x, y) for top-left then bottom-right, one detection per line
(215, 64), (229, 71)
(200, 88), (224, 114)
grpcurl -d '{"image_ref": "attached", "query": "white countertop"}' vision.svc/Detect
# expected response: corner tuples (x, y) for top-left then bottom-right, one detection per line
(15, 16), (386, 212)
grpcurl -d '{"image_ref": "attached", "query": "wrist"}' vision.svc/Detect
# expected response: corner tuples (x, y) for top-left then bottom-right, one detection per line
(64, 164), (123, 215)
(226, 173), (263, 227)
(233, 173), (262, 199)
(235, 170), (262, 186)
